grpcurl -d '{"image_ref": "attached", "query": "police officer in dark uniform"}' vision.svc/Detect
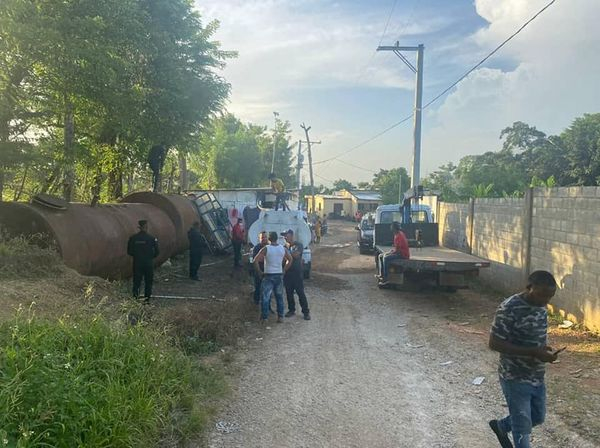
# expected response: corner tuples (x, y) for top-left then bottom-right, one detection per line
(187, 221), (204, 280)
(127, 220), (159, 302)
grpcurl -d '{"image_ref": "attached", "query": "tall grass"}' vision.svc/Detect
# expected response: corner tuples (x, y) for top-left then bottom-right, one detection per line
(0, 308), (226, 447)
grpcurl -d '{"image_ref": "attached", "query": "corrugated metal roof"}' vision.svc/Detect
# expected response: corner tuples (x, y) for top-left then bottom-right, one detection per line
(349, 190), (381, 201)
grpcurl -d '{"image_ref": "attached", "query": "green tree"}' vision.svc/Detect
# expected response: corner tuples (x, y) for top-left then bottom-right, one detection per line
(372, 168), (410, 204)
(332, 179), (355, 191)
(357, 181), (371, 189)
(422, 163), (460, 202)
(562, 113), (600, 185)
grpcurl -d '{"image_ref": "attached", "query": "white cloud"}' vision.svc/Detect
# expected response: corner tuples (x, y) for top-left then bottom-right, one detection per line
(424, 0), (600, 175)
(195, 0), (453, 123)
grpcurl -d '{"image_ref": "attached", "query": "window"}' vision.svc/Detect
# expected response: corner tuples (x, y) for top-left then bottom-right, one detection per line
(379, 211), (402, 223)
(411, 211), (429, 223)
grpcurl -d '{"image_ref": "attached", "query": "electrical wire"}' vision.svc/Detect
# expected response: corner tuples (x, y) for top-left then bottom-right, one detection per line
(313, 113), (413, 165)
(355, 0), (399, 83)
(421, 0), (557, 110)
(314, 0), (558, 166)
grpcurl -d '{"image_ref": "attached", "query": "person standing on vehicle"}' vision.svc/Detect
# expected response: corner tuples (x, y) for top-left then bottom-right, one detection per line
(488, 271), (560, 448)
(269, 172), (288, 211)
(187, 221), (204, 280)
(251, 231), (269, 304)
(282, 229), (311, 320)
(231, 218), (245, 268)
(378, 221), (409, 286)
(315, 218), (322, 244)
(127, 220), (159, 302)
(253, 231), (292, 323)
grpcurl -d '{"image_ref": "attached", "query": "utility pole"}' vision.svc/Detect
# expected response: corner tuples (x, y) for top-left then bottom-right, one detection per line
(300, 123), (315, 214)
(270, 111), (279, 174)
(377, 42), (424, 192)
(296, 140), (303, 199)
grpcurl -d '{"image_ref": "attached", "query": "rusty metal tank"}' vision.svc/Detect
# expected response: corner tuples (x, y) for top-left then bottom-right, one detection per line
(0, 198), (177, 279)
(122, 192), (199, 253)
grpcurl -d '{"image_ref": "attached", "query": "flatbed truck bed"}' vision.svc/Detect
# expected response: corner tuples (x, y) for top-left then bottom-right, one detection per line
(374, 245), (490, 289)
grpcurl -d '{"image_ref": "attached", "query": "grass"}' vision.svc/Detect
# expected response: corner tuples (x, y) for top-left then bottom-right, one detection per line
(0, 236), (243, 447)
(0, 307), (227, 448)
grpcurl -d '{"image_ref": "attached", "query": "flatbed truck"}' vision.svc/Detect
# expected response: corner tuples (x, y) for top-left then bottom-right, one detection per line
(374, 203), (489, 290)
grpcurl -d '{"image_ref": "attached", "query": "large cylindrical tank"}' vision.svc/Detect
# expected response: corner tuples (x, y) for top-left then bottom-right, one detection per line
(122, 192), (199, 253)
(0, 200), (177, 279)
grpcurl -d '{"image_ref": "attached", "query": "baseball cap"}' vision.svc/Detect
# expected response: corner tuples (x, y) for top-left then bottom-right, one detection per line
(280, 228), (294, 236)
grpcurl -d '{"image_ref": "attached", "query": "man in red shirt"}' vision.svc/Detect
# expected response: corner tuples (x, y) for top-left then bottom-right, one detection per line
(378, 221), (410, 285)
(231, 218), (245, 268)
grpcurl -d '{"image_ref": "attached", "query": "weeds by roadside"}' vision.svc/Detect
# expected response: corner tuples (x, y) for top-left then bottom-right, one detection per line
(0, 237), (252, 447)
(0, 306), (227, 447)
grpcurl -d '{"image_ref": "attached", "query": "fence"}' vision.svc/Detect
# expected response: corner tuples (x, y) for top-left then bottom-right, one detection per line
(437, 187), (600, 332)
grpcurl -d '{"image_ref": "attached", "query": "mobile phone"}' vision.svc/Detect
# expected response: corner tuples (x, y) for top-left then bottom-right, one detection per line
(553, 346), (567, 355)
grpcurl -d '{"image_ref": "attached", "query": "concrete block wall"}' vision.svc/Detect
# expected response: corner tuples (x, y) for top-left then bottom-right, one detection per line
(439, 187), (600, 332)
(438, 202), (469, 251)
(472, 198), (526, 293)
(529, 187), (600, 331)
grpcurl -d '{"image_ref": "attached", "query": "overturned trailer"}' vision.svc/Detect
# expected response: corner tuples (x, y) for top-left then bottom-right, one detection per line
(0, 192), (200, 279)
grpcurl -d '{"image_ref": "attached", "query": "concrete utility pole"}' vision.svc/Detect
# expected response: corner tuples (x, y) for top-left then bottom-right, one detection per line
(297, 139), (322, 210)
(300, 124), (316, 213)
(297, 140), (303, 193)
(270, 111), (280, 174)
(377, 42), (424, 191)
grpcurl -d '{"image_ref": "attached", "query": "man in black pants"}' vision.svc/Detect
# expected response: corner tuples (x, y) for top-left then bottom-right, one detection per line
(187, 221), (204, 280)
(282, 229), (311, 320)
(127, 220), (159, 303)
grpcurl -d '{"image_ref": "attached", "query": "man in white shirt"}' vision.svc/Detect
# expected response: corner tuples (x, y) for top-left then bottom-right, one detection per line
(253, 231), (292, 323)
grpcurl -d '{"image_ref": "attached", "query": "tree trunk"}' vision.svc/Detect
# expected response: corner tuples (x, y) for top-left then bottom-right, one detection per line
(126, 171), (134, 194)
(62, 98), (75, 201)
(178, 151), (189, 191)
(41, 166), (61, 194)
(166, 161), (176, 193)
(0, 168), (4, 202)
(108, 167), (123, 200)
(91, 168), (103, 207)
(13, 165), (28, 201)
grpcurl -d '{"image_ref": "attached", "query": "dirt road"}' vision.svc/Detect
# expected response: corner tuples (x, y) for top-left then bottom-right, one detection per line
(208, 221), (598, 448)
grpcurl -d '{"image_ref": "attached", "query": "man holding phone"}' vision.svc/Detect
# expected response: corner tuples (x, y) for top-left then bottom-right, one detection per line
(488, 270), (562, 448)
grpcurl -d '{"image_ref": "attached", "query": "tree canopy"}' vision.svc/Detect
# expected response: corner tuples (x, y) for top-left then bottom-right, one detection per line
(0, 0), (234, 202)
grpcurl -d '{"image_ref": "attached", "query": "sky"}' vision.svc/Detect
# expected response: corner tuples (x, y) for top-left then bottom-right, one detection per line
(194, 0), (600, 187)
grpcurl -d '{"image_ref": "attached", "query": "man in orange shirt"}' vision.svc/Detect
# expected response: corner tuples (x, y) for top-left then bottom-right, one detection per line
(378, 221), (410, 286)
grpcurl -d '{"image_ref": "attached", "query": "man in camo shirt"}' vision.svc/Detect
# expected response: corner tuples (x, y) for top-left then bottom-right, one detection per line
(488, 270), (561, 448)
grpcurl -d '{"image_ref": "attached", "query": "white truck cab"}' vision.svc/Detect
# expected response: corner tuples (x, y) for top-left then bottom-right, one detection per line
(374, 203), (433, 225)
(248, 209), (313, 279)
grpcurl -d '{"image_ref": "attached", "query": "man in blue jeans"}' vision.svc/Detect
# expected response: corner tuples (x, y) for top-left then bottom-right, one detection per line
(488, 270), (561, 448)
(253, 231), (292, 323)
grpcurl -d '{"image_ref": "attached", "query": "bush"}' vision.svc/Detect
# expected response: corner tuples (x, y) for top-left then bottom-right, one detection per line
(0, 310), (225, 447)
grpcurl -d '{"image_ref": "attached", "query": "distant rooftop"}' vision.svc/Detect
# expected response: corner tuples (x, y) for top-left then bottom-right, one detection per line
(348, 190), (381, 201)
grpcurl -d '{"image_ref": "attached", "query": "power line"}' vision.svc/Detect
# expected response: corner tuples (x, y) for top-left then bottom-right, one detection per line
(313, 113), (413, 165)
(336, 158), (378, 174)
(422, 0), (558, 110)
(355, 0), (399, 83)
(313, 0), (558, 166)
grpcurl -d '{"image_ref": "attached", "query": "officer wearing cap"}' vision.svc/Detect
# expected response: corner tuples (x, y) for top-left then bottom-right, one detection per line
(127, 219), (159, 302)
(282, 228), (311, 320)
